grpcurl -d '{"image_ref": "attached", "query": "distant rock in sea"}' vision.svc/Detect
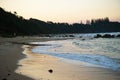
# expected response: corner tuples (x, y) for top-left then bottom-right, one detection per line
(94, 34), (120, 38)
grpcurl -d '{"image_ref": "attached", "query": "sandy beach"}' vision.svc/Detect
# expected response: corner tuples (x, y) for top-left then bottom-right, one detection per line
(16, 44), (120, 80)
(0, 37), (120, 80)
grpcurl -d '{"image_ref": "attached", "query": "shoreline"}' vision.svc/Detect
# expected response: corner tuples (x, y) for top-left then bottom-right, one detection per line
(15, 44), (120, 80)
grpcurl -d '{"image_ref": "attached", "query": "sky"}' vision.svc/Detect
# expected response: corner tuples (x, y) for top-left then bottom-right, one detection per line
(0, 0), (120, 23)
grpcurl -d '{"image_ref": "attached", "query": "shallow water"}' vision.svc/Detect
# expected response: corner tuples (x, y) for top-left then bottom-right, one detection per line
(32, 38), (120, 71)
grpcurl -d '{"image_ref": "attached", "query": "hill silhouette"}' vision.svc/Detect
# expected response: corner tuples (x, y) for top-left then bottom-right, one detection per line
(0, 7), (120, 37)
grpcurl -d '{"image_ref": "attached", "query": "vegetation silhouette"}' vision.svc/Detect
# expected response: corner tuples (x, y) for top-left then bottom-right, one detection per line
(0, 7), (120, 37)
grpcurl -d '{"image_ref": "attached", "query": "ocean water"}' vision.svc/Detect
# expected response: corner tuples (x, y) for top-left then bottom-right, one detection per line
(32, 38), (120, 71)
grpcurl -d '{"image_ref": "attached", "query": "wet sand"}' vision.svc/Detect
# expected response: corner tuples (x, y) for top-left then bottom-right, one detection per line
(16, 45), (120, 80)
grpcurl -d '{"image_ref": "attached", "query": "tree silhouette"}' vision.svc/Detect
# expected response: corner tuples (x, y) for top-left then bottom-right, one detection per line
(0, 7), (120, 37)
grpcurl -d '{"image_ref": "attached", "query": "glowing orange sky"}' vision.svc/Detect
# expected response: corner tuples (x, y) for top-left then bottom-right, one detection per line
(0, 0), (120, 23)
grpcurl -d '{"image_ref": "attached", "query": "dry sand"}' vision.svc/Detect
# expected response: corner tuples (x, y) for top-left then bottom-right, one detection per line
(0, 42), (33, 80)
(0, 37), (120, 80)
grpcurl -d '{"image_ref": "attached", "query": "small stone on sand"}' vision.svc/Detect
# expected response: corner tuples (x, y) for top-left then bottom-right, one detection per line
(48, 69), (53, 73)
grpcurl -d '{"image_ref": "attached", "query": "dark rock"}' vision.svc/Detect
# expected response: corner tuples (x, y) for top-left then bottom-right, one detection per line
(48, 69), (53, 73)
(69, 35), (74, 37)
(116, 34), (120, 38)
(102, 34), (115, 38)
(94, 34), (102, 38)
(94, 34), (115, 38)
